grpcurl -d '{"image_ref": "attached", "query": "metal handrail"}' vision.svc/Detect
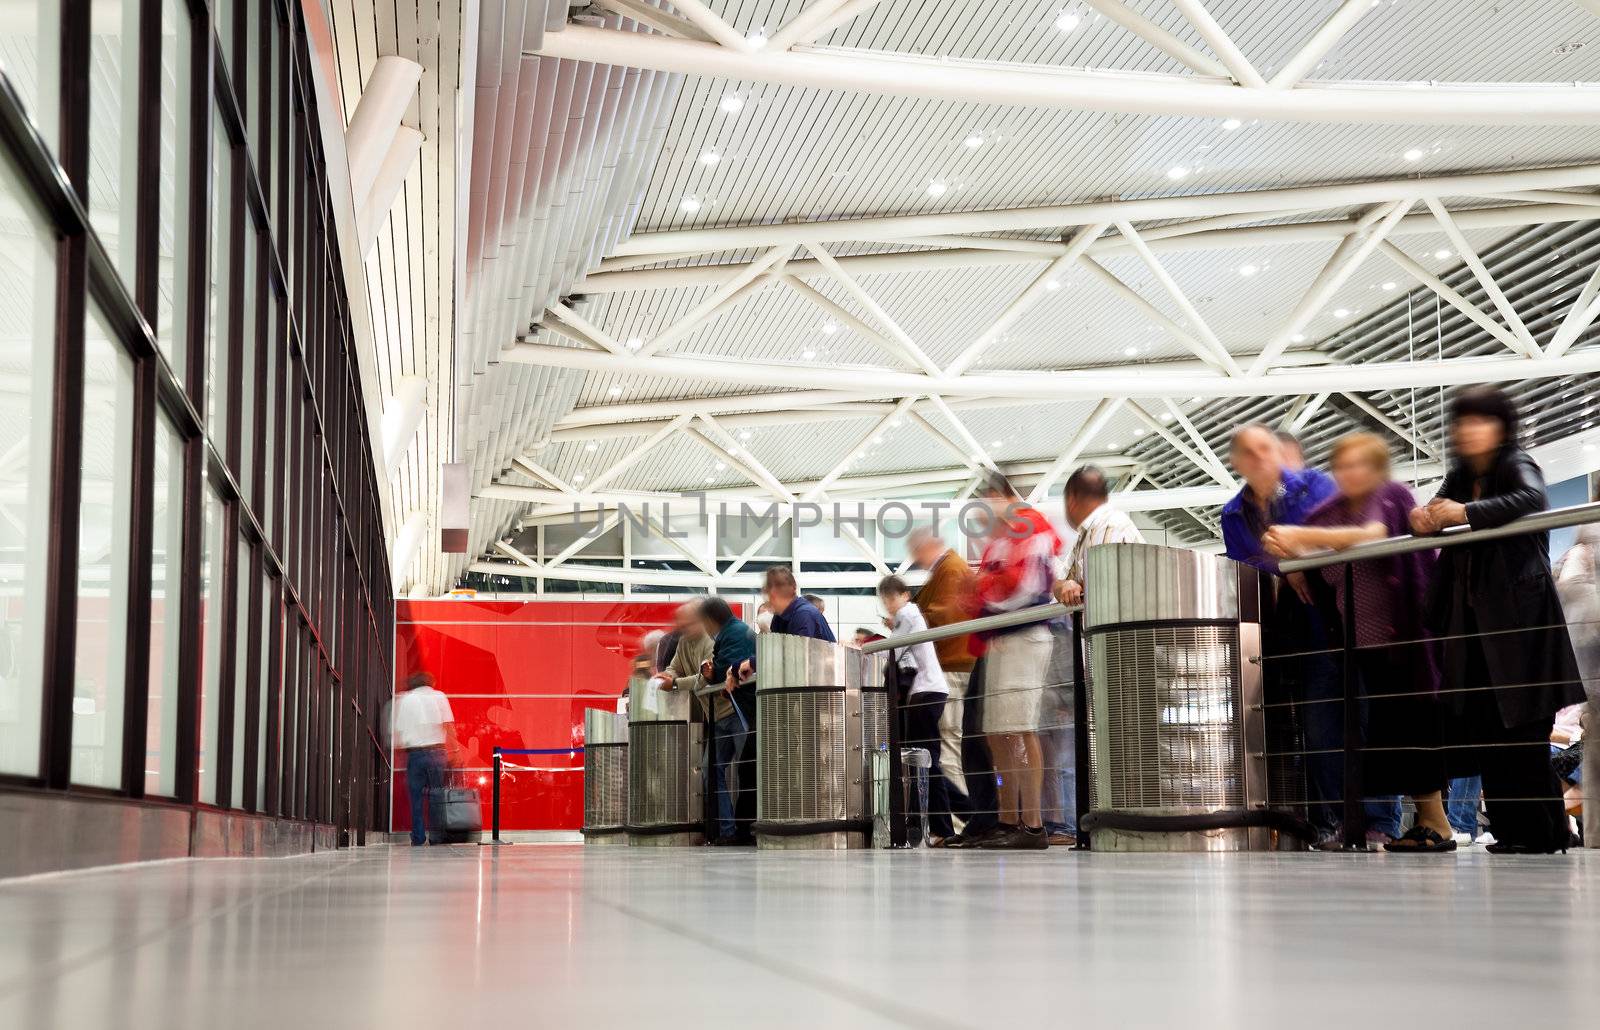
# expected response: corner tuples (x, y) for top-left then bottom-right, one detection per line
(1278, 499), (1600, 573)
(858, 601), (1081, 655)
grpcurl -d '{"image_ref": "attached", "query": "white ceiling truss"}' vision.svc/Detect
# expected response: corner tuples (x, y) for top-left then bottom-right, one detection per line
(324, 0), (1600, 594)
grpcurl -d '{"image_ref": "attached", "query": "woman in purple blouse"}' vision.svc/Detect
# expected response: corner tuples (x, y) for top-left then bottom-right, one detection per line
(1264, 433), (1453, 852)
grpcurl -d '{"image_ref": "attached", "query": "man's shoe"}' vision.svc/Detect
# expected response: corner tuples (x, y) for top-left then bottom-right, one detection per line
(945, 824), (1008, 850)
(1046, 831), (1077, 847)
(979, 825), (1049, 850)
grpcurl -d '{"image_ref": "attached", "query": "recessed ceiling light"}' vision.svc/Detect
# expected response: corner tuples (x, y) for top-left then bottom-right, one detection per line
(625, 336), (643, 350)
(1166, 165), (1190, 181)
(1291, 333), (1307, 343)
(1044, 279), (1061, 291)
(968, 453), (983, 464)
(574, 472), (587, 482)
(963, 133), (985, 149)
(1554, 41), (1585, 56)
(872, 435), (884, 445)
(802, 349), (817, 360)
(1055, 12), (1081, 32)
(1133, 428), (1145, 437)
(679, 195), (702, 214)
(1381, 281), (1396, 291)
(888, 417), (902, 427)
(1159, 412), (1174, 422)
(698, 149), (721, 167)
(584, 443), (596, 452)
(746, 27), (767, 48)
(1189, 396), (1202, 403)
(1333, 307), (1351, 318)
(1402, 148), (1424, 162)
(715, 461), (726, 471)
(1434, 248), (1452, 259)
(820, 321), (839, 335)
(1122, 345), (1138, 356)
(926, 180), (949, 198)
(990, 439), (1003, 448)
(727, 447), (740, 457)
(608, 386), (622, 397)
(738, 431), (752, 441)
(705, 476), (714, 484)
(1238, 263), (1258, 277)
(718, 94), (744, 114)
(1104, 441), (1118, 450)
(1221, 118), (1242, 132)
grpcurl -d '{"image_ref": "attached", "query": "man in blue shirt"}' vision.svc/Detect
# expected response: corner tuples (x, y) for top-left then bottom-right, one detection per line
(765, 566), (836, 642)
(1223, 424), (1353, 844)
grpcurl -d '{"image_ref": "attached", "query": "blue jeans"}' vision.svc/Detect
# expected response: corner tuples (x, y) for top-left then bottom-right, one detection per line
(1446, 775), (1482, 835)
(405, 747), (446, 845)
(713, 712), (750, 839)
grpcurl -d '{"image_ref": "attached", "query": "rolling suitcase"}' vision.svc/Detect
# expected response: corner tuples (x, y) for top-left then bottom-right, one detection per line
(430, 770), (482, 843)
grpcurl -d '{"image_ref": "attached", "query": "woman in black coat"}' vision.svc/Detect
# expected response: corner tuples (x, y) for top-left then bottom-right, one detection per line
(1410, 386), (1584, 853)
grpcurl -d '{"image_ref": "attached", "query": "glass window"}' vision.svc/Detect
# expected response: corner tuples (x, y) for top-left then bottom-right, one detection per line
(88, 0), (140, 291)
(237, 228), (258, 493)
(0, 1), (62, 154)
(145, 413), (183, 795)
(261, 291), (279, 542)
(156, 0), (194, 376)
(257, 571), (277, 807)
(0, 153), (58, 778)
(247, 0), (269, 162)
(70, 306), (137, 788)
(206, 114), (233, 443)
(197, 480), (224, 804)
(214, 0), (233, 80)
(230, 536), (251, 805)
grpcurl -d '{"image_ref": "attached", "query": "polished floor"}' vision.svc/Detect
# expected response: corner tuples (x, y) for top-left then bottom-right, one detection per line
(2, 843), (1597, 1028)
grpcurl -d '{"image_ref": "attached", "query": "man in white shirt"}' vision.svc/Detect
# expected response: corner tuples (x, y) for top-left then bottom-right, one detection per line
(1044, 465), (1144, 845)
(393, 672), (455, 846)
(1054, 465), (1146, 606)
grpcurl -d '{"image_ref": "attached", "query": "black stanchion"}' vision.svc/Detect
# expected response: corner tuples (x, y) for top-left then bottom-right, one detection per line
(1339, 561), (1366, 851)
(485, 749), (510, 845)
(885, 658), (907, 848)
(1070, 610), (1092, 850)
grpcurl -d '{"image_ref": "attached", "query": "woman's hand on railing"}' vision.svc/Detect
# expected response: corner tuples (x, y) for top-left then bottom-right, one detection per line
(1427, 497), (1470, 529)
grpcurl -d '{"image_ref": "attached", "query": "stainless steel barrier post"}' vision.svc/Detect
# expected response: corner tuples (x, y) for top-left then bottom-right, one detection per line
(1339, 561), (1366, 851)
(1070, 610), (1092, 849)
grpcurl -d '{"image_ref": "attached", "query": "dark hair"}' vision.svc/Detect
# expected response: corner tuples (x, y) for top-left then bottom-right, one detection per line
(1274, 430), (1302, 453)
(875, 574), (911, 598)
(407, 672), (435, 690)
(764, 565), (797, 590)
(977, 467), (1018, 498)
(1229, 422), (1277, 452)
(1064, 464), (1109, 501)
(1449, 385), (1519, 443)
(801, 592), (823, 610)
(701, 596), (735, 628)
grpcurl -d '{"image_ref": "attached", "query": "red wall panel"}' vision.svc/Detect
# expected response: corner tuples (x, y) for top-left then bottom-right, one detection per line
(391, 599), (678, 832)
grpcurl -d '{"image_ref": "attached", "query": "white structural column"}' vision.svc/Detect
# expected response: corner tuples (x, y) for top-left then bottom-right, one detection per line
(1248, 199), (1413, 375)
(1157, 0), (1266, 86)
(1548, 260), (1600, 357)
(1114, 221), (1242, 375)
(665, 0), (757, 51)
(1160, 398), (1234, 484)
(943, 222), (1108, 377)
(594, 0), (711, 40)
(547, 301), (629, 355)
(1341, 393), (1443, 462)
(1421, 196), (1541, 357)
(1267, 0), (1375, 89)
(1027, 398), (1125, 503)
(1375, 241), (1532, 357)
(357, 125), (423, 256)
(1076, 256), (1228, 368)
(805, 396), (919, 499)
(1279, 392), (1331, 433)
(638, 246), (791, 357)
(344, 55), (423, 211)
(381, 375), (428, 474)
(803, 244), (943, 375)
(532, 27), (1600, 126)
(1081, 1), (1229, 76)
(780, 276), (921, 368)
(766, 0), (886, 50)
(1127, 403), (1234, 488)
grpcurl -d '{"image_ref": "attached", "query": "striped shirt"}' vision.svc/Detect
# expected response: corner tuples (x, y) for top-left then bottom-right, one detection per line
(1062, 503), (1146, 586)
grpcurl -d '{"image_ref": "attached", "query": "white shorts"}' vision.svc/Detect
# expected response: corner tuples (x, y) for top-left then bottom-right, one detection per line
(983, 624), (1054, 734)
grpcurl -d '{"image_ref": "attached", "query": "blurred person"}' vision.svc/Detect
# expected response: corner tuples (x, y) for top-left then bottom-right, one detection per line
(393, 672), (456, 847)
(1554, 524), (1600, 711)
(1223, 423), (1353, 843)
(1276, 429), (1306, 471)
(755, 601), (775, 633)
(736, 566), (834, 681)
(699, 597), (760, 844)
(851, 627), (884, 648)
(878, 574), (953, 844)
(1410, 386), (1584, 854)
(1042, 465), (1146, 844)
(803, 593), (827, 615)
(655, 602), (723, 836)
(1550, 704), (1584, 833)
(972, 471), (1063, 850)
(908, 527), (989, 845)
(1264, 433), (1455, 852)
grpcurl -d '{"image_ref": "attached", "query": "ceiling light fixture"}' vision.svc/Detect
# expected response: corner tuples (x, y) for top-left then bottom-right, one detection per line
(1133, 428), (1145, 437)
(802, 349), (817, 360)
(608, 386), (622, 397)
(718, 94), (744, 114)
(1055, 11), (1081, 32)
(1434, 248), (1452, 259)
(715, 462), (726, 471)
(1159, 412), (1174, 422)
(698, 149), (721, 167)
(1291, 333), (1307, 343)
(574, 472), (586, 482)
(625, 337), (643, 351)
(1381, 281), (1396, 291)
(1221, 118), (1242, 131)
(738, 431), (752, 441)
(1166, 165), (1190, 181)
(1238, 263), (1258, 277)
(584, 443), (597, 452)
(1402, 148), (1424, 162)
(1122, 345), (1138, 356)
(746, 27), (767, 48)
(963, 133), (985, 149)
(1044, 279), (1061, 291)
(820, 321), (839, 335)
(679, 195), (702, 214)
(926, 180), (949, 198)
(1333, 307), (1351, 318)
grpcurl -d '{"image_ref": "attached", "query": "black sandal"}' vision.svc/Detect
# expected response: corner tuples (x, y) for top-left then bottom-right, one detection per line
(1384, 825), (1458, 853)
